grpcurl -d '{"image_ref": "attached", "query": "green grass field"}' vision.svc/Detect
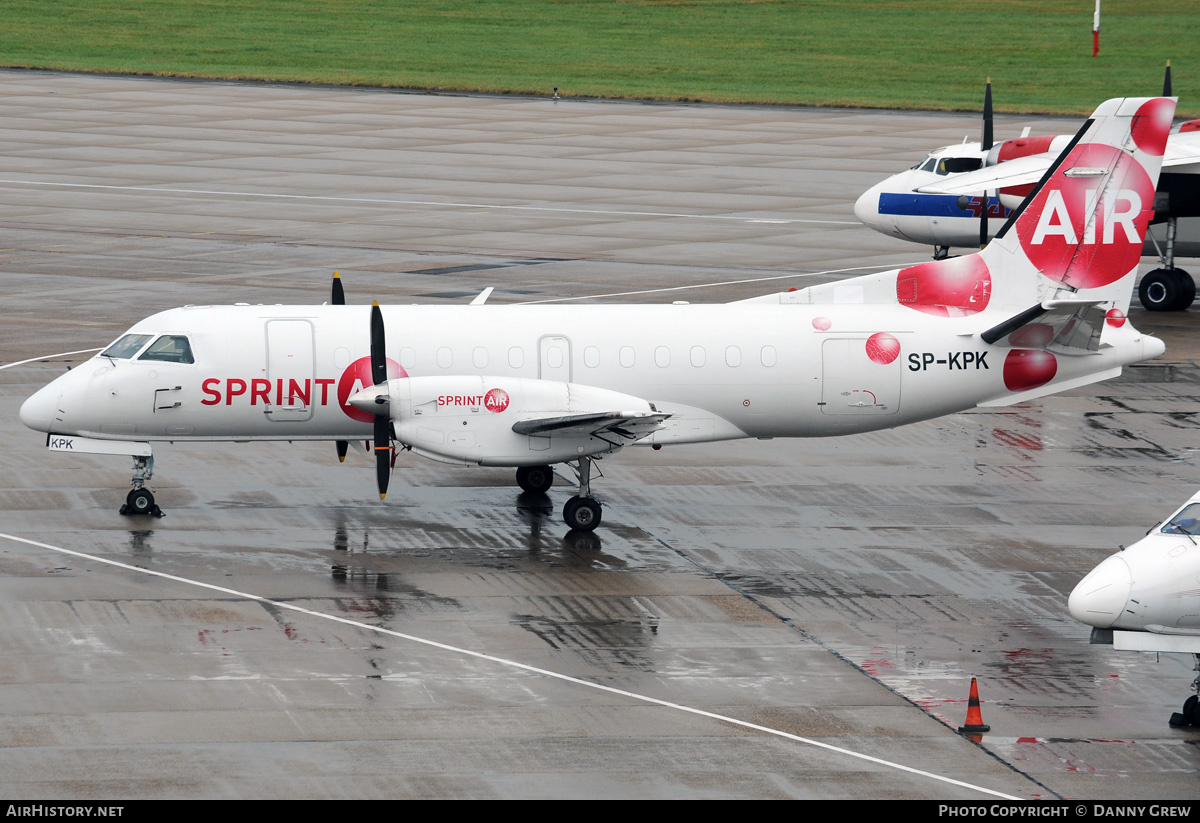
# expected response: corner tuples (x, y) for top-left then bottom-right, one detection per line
(2, 1), (1198, 116)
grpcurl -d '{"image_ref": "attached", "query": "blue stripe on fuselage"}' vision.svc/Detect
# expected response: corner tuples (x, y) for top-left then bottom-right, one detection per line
(876, 192), (1006, 218)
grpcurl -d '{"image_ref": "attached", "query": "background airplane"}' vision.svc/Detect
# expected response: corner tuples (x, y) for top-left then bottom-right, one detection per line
(20, 97), (1175, 533)
(855, 74), (1200, 312)
(1069, 489), (1200, 728)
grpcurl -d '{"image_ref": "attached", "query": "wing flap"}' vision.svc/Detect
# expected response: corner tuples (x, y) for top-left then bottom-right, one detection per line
(512, 411), (670, 441)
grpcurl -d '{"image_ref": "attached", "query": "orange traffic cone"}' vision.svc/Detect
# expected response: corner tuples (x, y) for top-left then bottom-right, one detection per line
(957, 677), (991, 734)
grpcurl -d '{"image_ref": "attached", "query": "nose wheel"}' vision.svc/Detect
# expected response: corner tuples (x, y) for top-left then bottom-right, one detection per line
(121, 487), (162, 517)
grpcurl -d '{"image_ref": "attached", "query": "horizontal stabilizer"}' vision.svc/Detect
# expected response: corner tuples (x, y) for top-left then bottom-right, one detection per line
(512, 410), (670, 441)
(980, 299), (1108, 352)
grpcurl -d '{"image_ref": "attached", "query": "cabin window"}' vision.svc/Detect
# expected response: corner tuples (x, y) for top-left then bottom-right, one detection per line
(725, 346), (741, 367)
(138, 335), (194, 364)
(545, 345), (564, 369)
(400, 347), (416, 370)
(619, 346), (635, 368)
(508, 347), (524, 369)
(690, 346), (705, 368)
(936, 157), (983, 175)
(584, 346), (600, 368)
(654, 346), (670, 368)
(760, 346), (777, 367)
(473, 347), (488, 369)
(437, 347), (453, 369)
(103, 334), (153, 359)
(334, 347), (351, 369)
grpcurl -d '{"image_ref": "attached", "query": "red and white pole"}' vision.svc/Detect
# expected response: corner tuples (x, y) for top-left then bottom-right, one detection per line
(1093, 0), (1101, 58)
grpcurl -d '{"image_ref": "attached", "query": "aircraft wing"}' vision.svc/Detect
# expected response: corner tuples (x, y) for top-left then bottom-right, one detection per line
(1164, 129), (1200, 173)
(915, 153), (1052, 195)
(920, 131), (1200, 195)
(512, 410), (671, 442)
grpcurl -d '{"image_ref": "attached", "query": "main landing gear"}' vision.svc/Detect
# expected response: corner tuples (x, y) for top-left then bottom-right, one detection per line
(516, 459), (602, 532)
(563, 457), (602, 532)
(1141, 216), (1195, 312)
(1169, 655), (1200, 728)
(515, 464), (554, 494)
(118, 454), (163, 517)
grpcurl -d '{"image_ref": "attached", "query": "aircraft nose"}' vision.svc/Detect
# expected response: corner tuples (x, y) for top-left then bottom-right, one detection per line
(853, 184), (884, 228)
(1068, 555), (1133, 628)
(19, 385), (59, 433)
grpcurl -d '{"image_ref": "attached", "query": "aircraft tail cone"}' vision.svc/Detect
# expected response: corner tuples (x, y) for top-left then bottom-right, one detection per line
(957, 677), (991, 734)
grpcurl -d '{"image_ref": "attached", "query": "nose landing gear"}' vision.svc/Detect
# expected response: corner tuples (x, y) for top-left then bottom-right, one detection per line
(118, 454), (163, 518)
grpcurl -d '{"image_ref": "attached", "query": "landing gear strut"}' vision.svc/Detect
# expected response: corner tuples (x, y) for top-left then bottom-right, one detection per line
(1141, 216), (1194, 312)
(516, 464), (554, 494)
(119, 454), (163, 517)
(562, 456), (602, 532)
(1169, 654), (1200, 728)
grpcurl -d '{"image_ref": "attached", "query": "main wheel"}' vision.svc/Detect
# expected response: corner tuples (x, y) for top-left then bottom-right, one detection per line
(516, 465), (554, 494)
(1176, 269), (1195, 311)
(563, 496), (602, 532)
(1140, 269), (1181, 312)
(124, 488), (156, 516)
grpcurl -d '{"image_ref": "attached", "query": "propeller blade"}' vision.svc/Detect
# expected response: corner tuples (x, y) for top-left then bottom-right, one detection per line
(979, 194), (989, 249)
(979, 78), (993, 249)
(331, 271), (345, 306)
(1164, 60), (1172, 97)
(981, 77), (993, 152)
(368, 300), (391, 499)
(374, 417), (390, 500)
(370, 301), (387, 386)
(336, 439), (348, 463)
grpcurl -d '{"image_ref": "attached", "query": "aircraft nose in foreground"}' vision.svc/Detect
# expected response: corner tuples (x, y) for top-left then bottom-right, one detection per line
(1068, 555), (1133, 628)
(19, 384), (59, 433)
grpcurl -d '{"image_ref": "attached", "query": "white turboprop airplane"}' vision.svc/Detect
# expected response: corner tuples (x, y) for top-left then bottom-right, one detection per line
(854, 81), (1200, 312)
(19, 97), (1175, 532)
(1069, 489), (1200, 727)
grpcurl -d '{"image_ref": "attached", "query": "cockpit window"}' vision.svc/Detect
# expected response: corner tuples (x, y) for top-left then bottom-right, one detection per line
(138, 335), (195, 364)
(918, 157), (937, 172)
(1161, 503), (1200, 535)
(101, 334), (153, 359)
(936, 157), (984, 175)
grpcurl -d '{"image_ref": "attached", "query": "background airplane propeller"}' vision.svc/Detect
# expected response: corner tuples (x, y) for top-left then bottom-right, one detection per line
(979, 78), (993, 249)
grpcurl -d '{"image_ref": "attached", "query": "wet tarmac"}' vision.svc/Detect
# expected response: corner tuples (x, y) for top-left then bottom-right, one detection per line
(2, 70), (1200, 799)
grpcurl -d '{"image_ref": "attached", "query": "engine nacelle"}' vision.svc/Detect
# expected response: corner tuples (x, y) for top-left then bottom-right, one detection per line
(372, 375), (658, 466)
(987, 134), (1072, 209)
